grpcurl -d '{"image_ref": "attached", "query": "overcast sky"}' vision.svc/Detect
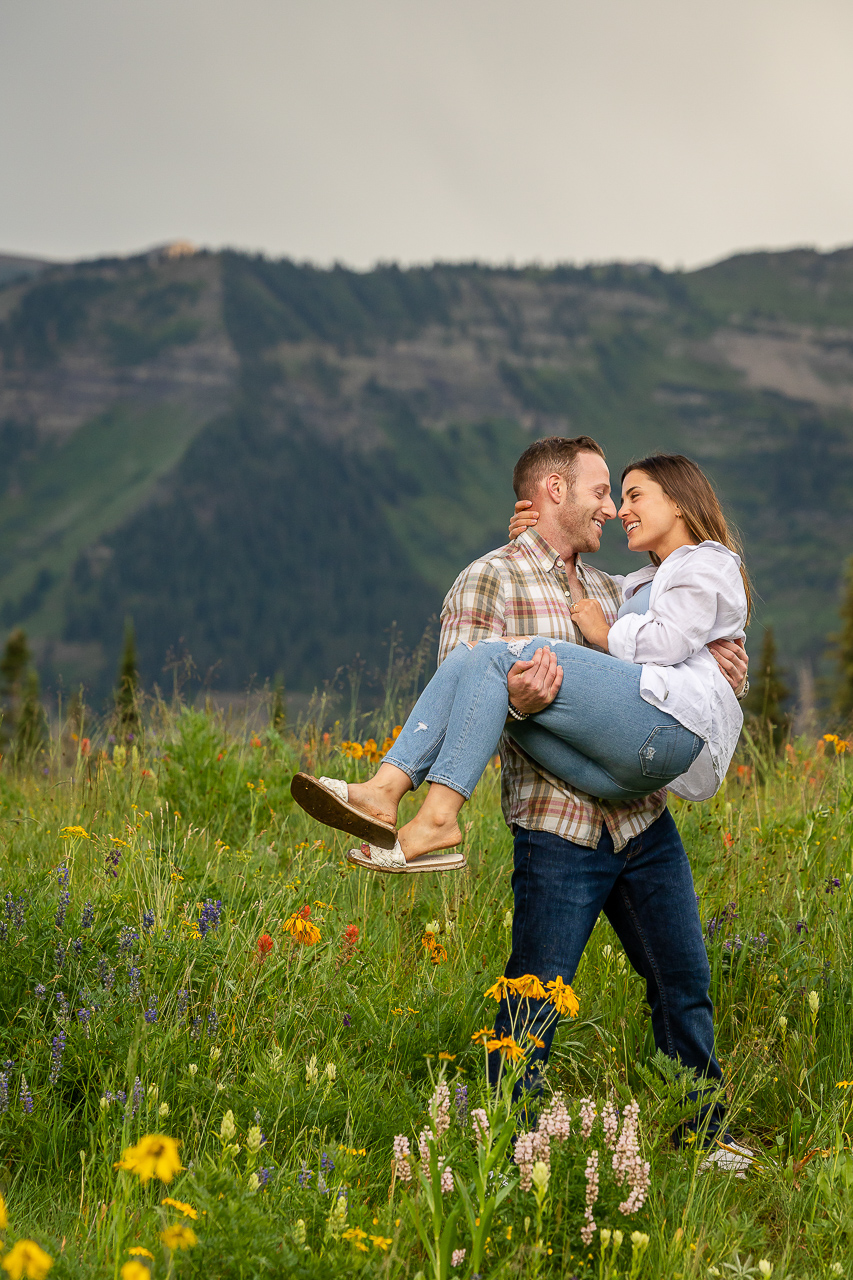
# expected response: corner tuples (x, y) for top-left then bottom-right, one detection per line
(2, 0), (852, 270)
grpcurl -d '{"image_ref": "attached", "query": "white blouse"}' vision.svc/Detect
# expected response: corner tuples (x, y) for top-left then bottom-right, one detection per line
(607, 541), (748, 802)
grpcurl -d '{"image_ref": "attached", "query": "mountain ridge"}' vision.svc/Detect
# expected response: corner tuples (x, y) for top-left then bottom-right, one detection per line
(1, 244), (852, 700)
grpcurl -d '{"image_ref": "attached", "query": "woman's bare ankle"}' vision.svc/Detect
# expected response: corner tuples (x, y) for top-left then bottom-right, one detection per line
(346, 780), (398, 826)
(398, 813), (462, 862)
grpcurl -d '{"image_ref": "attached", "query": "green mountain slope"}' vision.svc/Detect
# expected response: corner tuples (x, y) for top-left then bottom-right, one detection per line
(1, 245), (852, 699)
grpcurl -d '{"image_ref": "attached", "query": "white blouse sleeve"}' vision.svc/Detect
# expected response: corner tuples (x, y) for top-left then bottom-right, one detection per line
(607, 552), (742, 666)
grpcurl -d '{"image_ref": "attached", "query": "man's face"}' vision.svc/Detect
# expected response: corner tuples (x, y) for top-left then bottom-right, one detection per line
(556, 452), (617, 553)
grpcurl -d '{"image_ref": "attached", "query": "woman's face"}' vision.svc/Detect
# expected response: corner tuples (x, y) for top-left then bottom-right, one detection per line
(619, 469), (691, 559)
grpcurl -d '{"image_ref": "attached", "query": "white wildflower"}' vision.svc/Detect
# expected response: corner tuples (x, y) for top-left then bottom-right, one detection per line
(188, 1063), (198, 1077)
(306, 1054), (319, 1087)
(220, 1109), (236, 1140)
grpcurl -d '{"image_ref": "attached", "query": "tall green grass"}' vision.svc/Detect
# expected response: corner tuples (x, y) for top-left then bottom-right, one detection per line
(0, 704), (851, 1278)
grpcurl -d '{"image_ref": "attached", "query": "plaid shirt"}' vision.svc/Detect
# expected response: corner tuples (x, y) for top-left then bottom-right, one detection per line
(438, 529), (667, 852)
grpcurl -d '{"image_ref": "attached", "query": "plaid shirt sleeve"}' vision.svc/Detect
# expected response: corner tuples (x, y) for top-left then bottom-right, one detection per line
(438, 558), (507, 663)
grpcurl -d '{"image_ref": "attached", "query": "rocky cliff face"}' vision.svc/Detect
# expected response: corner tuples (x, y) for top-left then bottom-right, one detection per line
(2, 245), (852, 698)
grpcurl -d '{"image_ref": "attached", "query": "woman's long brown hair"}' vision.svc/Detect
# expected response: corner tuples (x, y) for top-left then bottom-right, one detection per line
(621, 453), (752, 621)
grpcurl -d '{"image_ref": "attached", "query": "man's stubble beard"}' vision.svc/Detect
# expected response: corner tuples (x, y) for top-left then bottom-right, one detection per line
(557, 497), (600, 556)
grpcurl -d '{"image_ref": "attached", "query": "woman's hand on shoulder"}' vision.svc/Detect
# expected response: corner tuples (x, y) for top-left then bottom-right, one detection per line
(508, 500), (539, 541)
(569, 598), (610, 649)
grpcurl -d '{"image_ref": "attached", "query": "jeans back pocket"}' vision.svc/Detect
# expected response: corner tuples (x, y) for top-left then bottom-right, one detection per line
(638, 725), (701, 780)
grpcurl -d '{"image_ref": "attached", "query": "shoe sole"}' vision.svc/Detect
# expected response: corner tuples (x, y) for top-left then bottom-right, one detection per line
(347, 848), (467, 874)
(290, 773), (398, 849)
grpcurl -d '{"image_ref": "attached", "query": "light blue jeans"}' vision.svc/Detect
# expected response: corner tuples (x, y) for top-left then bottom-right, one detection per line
(383, 637), (704, 801)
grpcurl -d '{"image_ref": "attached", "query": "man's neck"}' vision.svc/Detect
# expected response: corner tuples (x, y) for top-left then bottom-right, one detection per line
(529, 520), (581, 567)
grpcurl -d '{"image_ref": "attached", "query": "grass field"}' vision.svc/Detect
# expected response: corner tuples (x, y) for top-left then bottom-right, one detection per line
(0, 702), (852, 1279)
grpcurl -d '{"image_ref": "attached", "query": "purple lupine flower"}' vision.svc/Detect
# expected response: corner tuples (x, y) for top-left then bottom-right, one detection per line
(723, 936), (743, 952)
(49, 1030), (67, 1084)
(81, 902), (95, 929)
(207, 1006), (219, 1038)
(144, 997), (158, 1025)
(35, 984), (46, 1000)
(320, 1152), (335, 1172)
(142, 908), (155, 933)
(3, 892), (11, 919)
(132, 1076), (143, 1116)
(256, 1166), (272, 1188)
(77, 1008), (92, 1038)
(20, 1074), (34, 1113)
(0, 1065), (9, 1113)
(751, 933), (768, 949)
(796, 920), (809, 936)
(72, 937), (83, 956)
(454, 1082), (468, 1128)
(116, 1088), (127, 1105)
(105, 847), (121, 878)
(128, 966), (141, 1000)
(0, 922), (7, 943)
(342, 1014), (352, 1027)
(177, 989), (189, 1017)
(55, 893), (70, 931)
(198, 899), (222, 937)
(254, 1108), (262, 1125)
(317, 1173), (328, 1195)
(119, 926), (139, 955)
(706, 918), (718, 940)
(54, 865), (70, 929)
(12, 895), (25, 929)
(298, 1161), (313, 1186)
(825, 877), (842, 895)
(98, 957), (116, 990)
(54, 943), (66, 971)
(190, 1015), (202, 1040)
(56, 990), (70, 1020)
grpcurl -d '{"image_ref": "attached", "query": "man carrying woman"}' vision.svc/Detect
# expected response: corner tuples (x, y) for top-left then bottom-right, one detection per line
(293, 436), (751, 1168)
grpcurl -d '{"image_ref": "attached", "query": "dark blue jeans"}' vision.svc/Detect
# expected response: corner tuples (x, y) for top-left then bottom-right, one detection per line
(488, 809), (726, 1144)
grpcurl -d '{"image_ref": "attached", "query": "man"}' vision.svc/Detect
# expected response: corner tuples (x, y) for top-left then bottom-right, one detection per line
(438, 435), (748, 1161)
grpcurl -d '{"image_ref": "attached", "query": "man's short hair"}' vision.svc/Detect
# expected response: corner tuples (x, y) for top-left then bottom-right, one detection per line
(512, 436), (606, 500)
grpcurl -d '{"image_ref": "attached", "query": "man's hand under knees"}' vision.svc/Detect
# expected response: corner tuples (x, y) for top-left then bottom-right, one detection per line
(708, 637), (748, 698)
(507, 646), (564, 715)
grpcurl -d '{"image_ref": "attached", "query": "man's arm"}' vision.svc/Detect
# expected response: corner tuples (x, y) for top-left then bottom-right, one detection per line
(438, 560), (507, 662)
(439, 560), (562, 713)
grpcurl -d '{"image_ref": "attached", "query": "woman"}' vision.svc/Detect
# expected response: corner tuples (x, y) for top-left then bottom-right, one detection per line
(291, 454), (750, 873)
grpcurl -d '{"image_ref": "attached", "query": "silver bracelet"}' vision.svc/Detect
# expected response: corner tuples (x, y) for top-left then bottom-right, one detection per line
(507, 701), (530, 722)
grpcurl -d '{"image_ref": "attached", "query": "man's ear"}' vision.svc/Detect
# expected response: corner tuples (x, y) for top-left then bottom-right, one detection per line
(543, 472), (565, 505)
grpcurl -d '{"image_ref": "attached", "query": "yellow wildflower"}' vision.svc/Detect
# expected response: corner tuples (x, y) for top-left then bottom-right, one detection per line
(0, 1194), (6, 1230)
(161, 1197), (198, 1219)
(120, 1264), (149, 1280)
(127, 1249), (154, 1259)
(283, 914), (322, 945)
(545, 976), (579, 1018)
(160, 1224), (197, 1251)
(342, 1227), (369, 1251)
(438, 1052), (457, 1061)
(525, 1033), (546, 1049)
(370, 1235), (393, 1251)
(485, 1033), (524, 1061)
(471, 1026), (493, 1045)
(507, 974), (547, 1000)
(59, 826), (89, 840)
(115, 1134), (182, 1184)
(1, 1240), (53, 1280)
(483, 976), (512, 1001)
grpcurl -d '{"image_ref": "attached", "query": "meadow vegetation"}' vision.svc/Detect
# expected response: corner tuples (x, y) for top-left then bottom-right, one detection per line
(0, 695), (852, 1279)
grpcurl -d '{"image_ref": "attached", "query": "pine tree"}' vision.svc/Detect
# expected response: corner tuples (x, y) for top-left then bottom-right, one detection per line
(831, 555), (853, 722)
(0, 628), (31, 749)
(744, 625), (791, 749)
(115, 619), (141, 740)
(13, 667), (47, 765)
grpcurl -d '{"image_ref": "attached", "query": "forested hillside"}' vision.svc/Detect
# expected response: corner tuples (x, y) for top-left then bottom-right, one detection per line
(1, 243), (853, 700)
